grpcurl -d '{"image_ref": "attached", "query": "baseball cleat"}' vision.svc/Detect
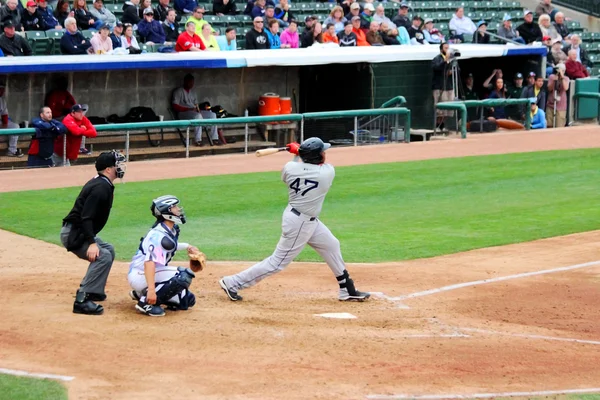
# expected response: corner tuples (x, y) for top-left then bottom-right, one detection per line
(219, 278), (243, 301)
(135, 301), (165, 317)
(338, 288), (371, 302)
(129, 290), (140, 301)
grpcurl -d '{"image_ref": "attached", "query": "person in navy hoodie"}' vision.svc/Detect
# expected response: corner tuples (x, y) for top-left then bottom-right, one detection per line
(60, 17), (92, 54)
(28, 106), (67, 168)
(37, 0), (62, 30)
(137, 7), (166, 44)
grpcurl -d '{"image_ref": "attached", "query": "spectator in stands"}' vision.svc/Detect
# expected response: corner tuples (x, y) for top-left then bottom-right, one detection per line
(265, 5), (285, 28)
(339, 0), (358, 16)
(175, 0), (196, 15)
(529, 97), (547, 129)
(380, 22), (400, 45)
(264, 19), (280, 48)
(37, 0), (62, 30)
(472, 20), (490, 44)
(301, 21), (322, 47)
(139, 0), (152, 19)
(0, 84), (23, 158)
(110, 21), (124, 48)
(0, 19), (32, 55)
(423, 19), (442, 44)
(215, 26), (236, 49)
(73, 0), (101, 30)
(22, 1), (47, 31)
(176, 20), (204, 50)
(360, 3), (374, 31)
(138, 7), (166, 44)
(28, 106), (67, 167)
(121, 23), (142, 51)
(0, 0), (23, 32)
(350, 15), (368, 46)
(497, 14), (525, 44)
(547, 39), (566, 71)
(61, 17), (91, 54)
(521, 74), (546, 111)
(487, 78), (508, 122)
(122, 0), (141, 26)
(172, 74), (219, 146)
(161, 9), (179, 44)
(213, 0), (235, 15)
(90, 23), (113, 52)
(539, 14), (561, 42)
(517, 10), (542, 44)
(506, 72), (524, 120)
(274, 0), (294, 28)
(198, 22), (218, 49)
(432, 42), (455, 130)
(565, 48), (590, 79)
(462, 73), (479, 121)
(345, 3), (360, 27)
(483, 69), (503, 93)
(449, 7), (476, 43)
(323, 6), (346, 34)
(546, 63), (569, 128)
(188, 6), (215, 35)
(90, 0), (116, 29)
(251, 0), (265, 19)
(372, 5), (394, 31)
(322, 23), (339, 44)
(563, 34), (591, 70)
(392, 1), (410, 32)
(279, 18), (298, 48)
(54, 0), (71, 28)
(302, 15), (317, 35)
(337, 20), (356, 46)
(246, 16), (269, 49)
(366, 21), (383, 46)
(154, 0), (171, 21)
(553, 12), (570, 43)
(535, 0), (555, 20)
(52, 104), (97, 166)
(407, 15), (426, 45)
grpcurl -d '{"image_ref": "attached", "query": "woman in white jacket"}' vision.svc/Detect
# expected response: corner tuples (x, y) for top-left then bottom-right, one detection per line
(121, 23), (141, 52)
(449, 7), (476, 42)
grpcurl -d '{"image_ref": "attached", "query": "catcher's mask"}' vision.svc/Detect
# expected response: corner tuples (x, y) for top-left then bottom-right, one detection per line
(151, 195), (186, 225)
(95, 150), (127, 179)
(298, 137), (331, 165)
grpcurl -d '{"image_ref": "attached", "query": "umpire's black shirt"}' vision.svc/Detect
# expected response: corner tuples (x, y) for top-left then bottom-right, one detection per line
(63, 174), (114, 246)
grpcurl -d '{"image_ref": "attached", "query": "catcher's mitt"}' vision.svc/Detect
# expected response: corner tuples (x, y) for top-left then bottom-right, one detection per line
(188, 249), (207, 273)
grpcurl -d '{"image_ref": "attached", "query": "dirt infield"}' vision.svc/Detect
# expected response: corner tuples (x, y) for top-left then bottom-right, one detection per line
(1, 127), (600, 400)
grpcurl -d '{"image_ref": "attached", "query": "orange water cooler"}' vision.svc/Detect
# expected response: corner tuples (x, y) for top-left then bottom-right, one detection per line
(258, 93), (281, 116)
(279, 97), (292, 114)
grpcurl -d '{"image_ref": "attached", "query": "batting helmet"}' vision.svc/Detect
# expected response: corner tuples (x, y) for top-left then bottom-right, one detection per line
(298, 137), (331, 165)
(151, 195), (186, 225)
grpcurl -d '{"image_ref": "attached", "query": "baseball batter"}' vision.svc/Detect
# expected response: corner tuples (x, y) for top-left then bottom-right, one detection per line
(219, 137), (370, 302)
(128, 195), (199, 317)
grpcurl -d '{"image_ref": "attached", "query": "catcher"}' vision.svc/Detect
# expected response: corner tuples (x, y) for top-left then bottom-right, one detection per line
(127, 195), (207, 317)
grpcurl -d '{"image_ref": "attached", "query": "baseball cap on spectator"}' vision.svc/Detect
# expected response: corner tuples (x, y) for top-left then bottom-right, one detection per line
(528, 97), (537, 104)
(412, 15), (422, 21)
(350, 3), (360, 10)
(542, 35), (551, 41)
(351, 16), (361, 21)
(115, 21), (123, 28)
(3, 20), (15, 28)
(424, 18), (433, 24)
(26, 1), (36, 6)
(523, 10), (532, 17)
(529, 71), (536, 77)
(514, 72), (523, 79)
(266, 4), (274, 8)
(502, 14), (512, 21)
(71, 104), (86, 113)
(99, 23), (110, 30)
(143, 7), (153, 15)
(467, 73), (473, 78)
(400, 2), (409, 8)
(477, 20), (487, 28)
(344, 20), (352, 26)
(364, 3), (375, 11)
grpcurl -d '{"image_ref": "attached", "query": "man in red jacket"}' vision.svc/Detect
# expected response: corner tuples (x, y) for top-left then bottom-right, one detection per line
(52, 104), (98, 166)
(175, 21), (205, 52)
(565, 48), (590, 79)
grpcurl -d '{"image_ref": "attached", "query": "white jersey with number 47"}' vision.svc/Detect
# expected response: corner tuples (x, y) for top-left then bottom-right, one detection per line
(282, 160), (335, 217)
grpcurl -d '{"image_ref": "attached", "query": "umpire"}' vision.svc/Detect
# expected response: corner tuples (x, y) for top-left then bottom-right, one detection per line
(60, 151), (126, 315)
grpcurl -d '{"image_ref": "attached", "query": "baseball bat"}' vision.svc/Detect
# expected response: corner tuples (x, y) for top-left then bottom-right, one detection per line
(255, 147), (288, 157)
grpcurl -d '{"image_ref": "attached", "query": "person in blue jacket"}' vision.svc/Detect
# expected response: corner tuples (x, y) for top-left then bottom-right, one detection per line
(60, 17), (92, 54)
(529, 97), (547, 129)
(175, 0), (197, 14)
(28, 106), (67, 167)
(137, 7), (166, 44)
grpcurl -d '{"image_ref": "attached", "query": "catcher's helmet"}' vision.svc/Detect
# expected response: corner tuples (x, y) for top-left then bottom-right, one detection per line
(298, 137), (331, 165)
(151, 195), (186, 225)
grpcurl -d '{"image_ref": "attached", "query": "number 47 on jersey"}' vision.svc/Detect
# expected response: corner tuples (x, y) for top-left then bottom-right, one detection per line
(289, 178), (319, 196)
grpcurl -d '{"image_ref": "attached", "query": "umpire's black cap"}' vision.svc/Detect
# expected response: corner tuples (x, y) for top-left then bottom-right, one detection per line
(95, 152), (118, 171)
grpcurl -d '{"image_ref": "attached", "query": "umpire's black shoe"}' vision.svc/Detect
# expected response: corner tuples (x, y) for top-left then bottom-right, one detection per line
(219, 278), (243, 301)
(87, 293), (107, 302)
(73, 291), (104, 315)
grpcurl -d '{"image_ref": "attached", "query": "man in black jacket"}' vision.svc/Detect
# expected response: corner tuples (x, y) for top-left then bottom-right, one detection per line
(213, 0), (236, 16)
(60, 17), (92, 54)
(110, 20), (124, 48)
(0, 0), (22, 32)
(122, 0), (141, 25)
(516, 10), (542, 44)
(162, 9), (179, 43)
(60, 151), (126, 315)
(431, 42), (455, 130)
(27, 106), (66, 168)
(22, 1), (47, 31)
(0, 19), (33, 56)
(245, 16), (270, 49)
(391, 2), (410, 31)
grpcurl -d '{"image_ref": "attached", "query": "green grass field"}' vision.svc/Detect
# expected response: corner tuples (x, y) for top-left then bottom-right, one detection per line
(1, 148), (600, 263)
(0, 375), (67, 400)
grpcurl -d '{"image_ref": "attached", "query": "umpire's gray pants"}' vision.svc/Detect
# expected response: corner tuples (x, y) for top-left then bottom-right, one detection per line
(60, 224), (115, 295)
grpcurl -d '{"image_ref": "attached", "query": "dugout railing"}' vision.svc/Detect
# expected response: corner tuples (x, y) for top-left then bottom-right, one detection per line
(0, 107), (412, 166)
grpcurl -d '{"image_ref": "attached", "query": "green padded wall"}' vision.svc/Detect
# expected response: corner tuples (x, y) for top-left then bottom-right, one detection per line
(575, 78), (600, 119)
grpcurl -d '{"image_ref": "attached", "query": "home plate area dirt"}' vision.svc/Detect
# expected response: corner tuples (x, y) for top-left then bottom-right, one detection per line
(1, 128), (600, 400)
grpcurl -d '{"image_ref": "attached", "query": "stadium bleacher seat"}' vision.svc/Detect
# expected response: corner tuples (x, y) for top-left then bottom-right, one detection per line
(26, 31), (52, 55)
(82, 30), (95, 39)
(46, 29), (64, 55)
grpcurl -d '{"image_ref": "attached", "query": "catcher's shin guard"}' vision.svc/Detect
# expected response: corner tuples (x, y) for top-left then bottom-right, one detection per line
(155, 267), (195, 305)
(336, 270), (370, 302)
